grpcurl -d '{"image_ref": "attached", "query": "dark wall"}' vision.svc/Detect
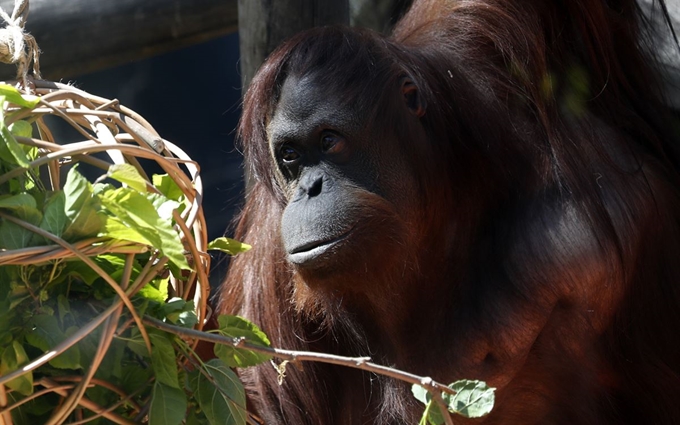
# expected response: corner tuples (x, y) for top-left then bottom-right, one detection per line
(63, 33), (244, 284)
(66, 33), (244, 241)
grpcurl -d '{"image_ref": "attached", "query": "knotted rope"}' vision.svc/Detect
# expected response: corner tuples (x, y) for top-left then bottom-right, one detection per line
(0, 0), (40, 91)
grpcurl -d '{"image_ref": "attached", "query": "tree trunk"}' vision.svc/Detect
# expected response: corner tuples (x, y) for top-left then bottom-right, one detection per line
(237, 0), (349, 90)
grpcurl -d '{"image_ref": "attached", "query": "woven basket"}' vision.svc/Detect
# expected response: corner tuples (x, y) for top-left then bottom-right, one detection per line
(0, 78), (211, 424)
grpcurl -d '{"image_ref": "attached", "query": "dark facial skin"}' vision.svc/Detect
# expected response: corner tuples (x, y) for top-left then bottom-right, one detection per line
(268, 73), (422, 286)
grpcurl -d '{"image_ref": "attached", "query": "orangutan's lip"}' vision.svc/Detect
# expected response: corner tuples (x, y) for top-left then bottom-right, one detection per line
(287, 230), (352, 265)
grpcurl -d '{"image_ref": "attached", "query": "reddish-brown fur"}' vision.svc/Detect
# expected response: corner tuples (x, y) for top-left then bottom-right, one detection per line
(219, 1), (680, 423)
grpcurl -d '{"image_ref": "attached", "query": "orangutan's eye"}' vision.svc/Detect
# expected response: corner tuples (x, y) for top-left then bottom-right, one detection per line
(320, 132), (346, 154)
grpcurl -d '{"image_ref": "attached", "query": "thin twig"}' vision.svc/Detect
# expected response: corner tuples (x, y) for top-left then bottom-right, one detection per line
(143, 317), (459, 398)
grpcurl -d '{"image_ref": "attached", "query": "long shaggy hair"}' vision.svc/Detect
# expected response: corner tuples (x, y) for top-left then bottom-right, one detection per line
(219, 1), (680, 423)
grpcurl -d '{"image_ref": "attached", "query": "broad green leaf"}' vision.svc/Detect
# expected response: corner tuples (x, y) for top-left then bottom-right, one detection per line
(0, 97), (29, 168)
(25, 314), (81, 370)
(191, 359), (246, 425)
(62, 166), (104, 241)
(39, 191), (67, 238)
(63, 165), (94, 221)
(448, 380), (495, 418)
(412, 385), (445, 425)
(214, 315), (272, 368)
(148, 193), (181, 221)
(9, 120), (33, 138)
(412, 380), (495, 423)
(207, 237), (251, 255)
(103, 216), (153, 246)
(0, 193), (36, 209)
(0, 220), (34, 249)
(14, 205), (42, 225)
(61, 204), (104, 241)
(149, 381), (187, 425)
(412, 384), (430, 405)
(160, 298), (198, 328)
(106, 163), (148, 193)
(0, 84), (40, 108)
(150, 334), (180, 389)
(0, 341), (33, 396)
(98, 187), (189, 270)
(153, 173), (184, 201)
(138, 278), (169, 303)
(0, 194), (41, 249)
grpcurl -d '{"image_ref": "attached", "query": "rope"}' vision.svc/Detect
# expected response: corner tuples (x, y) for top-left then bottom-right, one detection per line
(0, 0), (41, 91)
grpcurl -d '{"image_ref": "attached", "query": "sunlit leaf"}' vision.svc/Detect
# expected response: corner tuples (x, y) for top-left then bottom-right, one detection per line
(207, 237), (251, 255)
(0, 96), (29, 167)
(448, 380), (495, 418)
(413, 380), (495, 423)
(106, 163), (148, 193)
(0, 84), (40, 108)
(153, 173), (184, 201)
(63, 165), (94, 220)
(9, 120), (33, 138)
(62, 166), (104, 240)
(98, 187), (189, 270)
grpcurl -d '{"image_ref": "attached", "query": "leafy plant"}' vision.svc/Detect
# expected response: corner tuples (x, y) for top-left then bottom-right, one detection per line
(0, 83), (260, 425)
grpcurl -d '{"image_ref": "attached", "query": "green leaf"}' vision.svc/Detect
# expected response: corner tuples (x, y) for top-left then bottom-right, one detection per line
(149, 381), (187, 425)
(0, 341), (33, 395)
(62, 166), (104, 240)
(412, 380), (495, 423)
(98, 187), (189, 270)
(39, 191), (67, 238)
(63, 165), (94, 220)
(61, 204), (103, 241)
(0, 97), (29, 168)
(214, 315), (272, 368)
(0, 219), (34, 249)
(412, 384), (430, 405)
(25, 314), (81, 370)
(148, 193), (181, 221)
(138, 278), (169, 303)
(0, 84), (40, 108)
(150, 334), (180, 389)
(9, 120), (33, 138)
(0, 193), (36, 209)
(103, 216), (153, 245)
(160, 298), (198, 328)
(153, 174), (184, 201)
(106, 163), (148, 193)
(448, 380), (495, 418)
(412, 385), (445, 425)
(190, 359), (246, 425)
(207, 237), (251, 255)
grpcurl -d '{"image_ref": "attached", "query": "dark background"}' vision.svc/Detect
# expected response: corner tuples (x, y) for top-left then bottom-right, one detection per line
(56, 33), (244, 284)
